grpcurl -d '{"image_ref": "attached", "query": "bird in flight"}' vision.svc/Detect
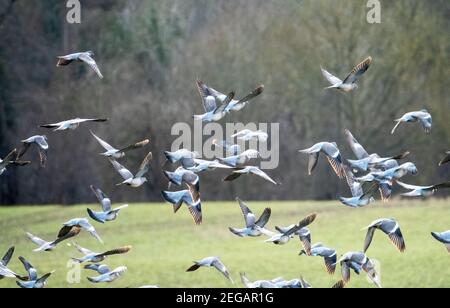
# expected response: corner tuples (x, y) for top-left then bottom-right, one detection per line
(391, 110), (432, 135)
(57, 51), (103, 79)
(40, 118), (107, 131)
(90, 131), (149, 159)
(321, 57), (373, 92)
(110, 152), (152, 188)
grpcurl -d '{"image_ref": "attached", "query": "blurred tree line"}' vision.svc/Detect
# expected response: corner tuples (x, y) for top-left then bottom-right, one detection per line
(0, 0), (448, 205)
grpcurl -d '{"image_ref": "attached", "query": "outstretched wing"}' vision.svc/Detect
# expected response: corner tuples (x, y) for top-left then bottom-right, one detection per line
(321, 67), (342, 85)
(214, 92), (235, 114)
(1, 247), (15, 266)
(109, 159), (133, 180)
(250, 168), (278, 185)
(135, 152), (153, 178)
(236, 85), (265, 104)
(363, 227), (376, 253)
(90, 185), (111, 212)
(90, 131), (115, 151)
(118, 139), (150, 153)
(97, 246), (132, 258)
(255, 208), (272, 228)
(343, 57), (373, 84)
(79, 53), (103, 79)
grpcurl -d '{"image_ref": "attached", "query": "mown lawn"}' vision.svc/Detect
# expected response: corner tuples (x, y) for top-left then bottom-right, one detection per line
(0, 199), (449, 288)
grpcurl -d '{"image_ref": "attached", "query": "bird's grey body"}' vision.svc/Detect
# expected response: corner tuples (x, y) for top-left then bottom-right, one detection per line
(276, 225), (312, 254)
(299, 142), (344, 178)
(110, 152), (152, 188)
(300, 243), (337, 275)
(356, 162), (418, 183)
(164, 149), (199, 169)
(391, 110), (432, 134)
(87, 266), (128, 283)
(229, 198), (271, 238)
(91, 131), (149, 159)
(161, 189), (202, 225)
(187, 257), (233, 283)
(87, 186), (128, 223)
(41, 118), (107, 131)
(431, 231), (450, 253)
(363, 219), (406, 253)
(187, 159), (233, 173)
(218, 150), (260, 168)
(321, 57), (373, 92)
(57, 51), (103, 79)
(339, 252), (381, 288)
(263, 214), (316, 245)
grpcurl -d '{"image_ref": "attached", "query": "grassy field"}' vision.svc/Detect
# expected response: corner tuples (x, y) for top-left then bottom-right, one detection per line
(0, 199), (449, 288)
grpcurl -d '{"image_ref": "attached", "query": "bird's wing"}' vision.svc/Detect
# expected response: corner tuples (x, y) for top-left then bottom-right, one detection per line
(396, 181), (424, 190)
(187, 201), (203, 225)
(90, 185), (111, 212)
(57, 225), (74, 239)
(235, 85), (265, 104)
(72, 242), (94, 256)
(16, 143), (31, 160)
(250, 168), (278, 185)
(418, 115), (432, 133)
(344, 129), (369, 159)
(223, 171), (244, 182)
(321, 67), (342, 85)
(214, 92), (235, 114)
(388, 227), (406, 252)
(307, 153), (320, 176)
(363, 227), (376, 253)
(1, 247), (14, 266)
(212, 259), (232, 281)
(300, 233), (312, 256)
(73, 118), (108, 124)
(432, 181), (450, 190)
(118, 139), (150, 153)
(326, 156), (344, 179)
(79, 54), (103, 79)
(341, 262), (351, 283)
(26, 233), (47, 247)
(343, 57), (372, 84)
(35, 136), (49, 150)
(85, 264), (110, 274)
(109, 159), (134, 180)
(236, 198), (253, 226)
(331, 280), (345, 288)
(255, 208), (272, 228)
(324, 253), (337, 275)
(439, 152), (450, 166)
(51, 227), (81, 246)
(196, 80), (218, 113)
(297, 213), (317, 230)
(38, 148), (47, 168)
(90, 131), (115, 151)
(18, 257), (37, 281)
(97, 246), (132, 258)
(343, 165), (363, 197)
(135, 152), (153, 178)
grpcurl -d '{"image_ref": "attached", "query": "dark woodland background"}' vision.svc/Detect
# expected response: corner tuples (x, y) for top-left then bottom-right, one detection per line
(0, 0), (448, 205)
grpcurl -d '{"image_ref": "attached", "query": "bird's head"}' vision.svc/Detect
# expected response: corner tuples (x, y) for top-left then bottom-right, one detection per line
(86, 51), (95, 56)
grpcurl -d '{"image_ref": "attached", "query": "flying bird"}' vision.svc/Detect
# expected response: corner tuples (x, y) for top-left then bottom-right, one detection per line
(397, 181), (450, 198)
(58, 218), (103, 243)
(16, 136), (48, 168)
(321, 57), (373, 92)
(91, 131), (149, 159)
(163, 167), (200, 201)
(223, 166), (279, 185)
(57, 51), (103, 79)
(299, 142), (344, 178)
(439, 152), (450, 166)
(231, 130), (268, 143)
(193, 91), (235, 122)
(218, 150), (260, 168)
(339, 252), (381, 288)
(229, 198), (272, 238)
(26, 228), (82, 252)
(0, 247), (16, 280)
(87, 266), (128, 284)
(161, 189), (202, 225)
(347, 152), (410, 172)
(344, 129), (370, 160)
(186, 257), (233, 283)
(197, 80), (264, 113)
(40, 118), (107, 131)
(87, 185), (128, 223)
(16, 256), (54, 289)
(299, 243), (337, 275)
(275, 225), (312, 255)
(240, 273), (281, 289)
(187, 159), (234, 173)
(356, 162), (418, 183)
(391, 110), (432, 134)
(0, 149), (18, 176)
(431, 231), (450, 253)
(213, 140), (242, 156)
(362, 219), (406, 253)
(263, 213), (317, 245)
(164, 149), (199, 169)
(110, 152), (152, 188)
(71, 242), (132, 264)
(275, 277), (312, 289)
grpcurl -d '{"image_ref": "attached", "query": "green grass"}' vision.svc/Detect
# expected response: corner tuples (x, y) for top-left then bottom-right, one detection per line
(0, 199), (449, 288)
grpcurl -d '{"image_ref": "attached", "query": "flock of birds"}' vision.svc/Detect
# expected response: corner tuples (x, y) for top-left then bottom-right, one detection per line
(0, 51), (449, 289)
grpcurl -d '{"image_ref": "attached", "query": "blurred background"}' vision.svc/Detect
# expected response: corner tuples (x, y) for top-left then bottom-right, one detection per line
(0, 0), (448, 205)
